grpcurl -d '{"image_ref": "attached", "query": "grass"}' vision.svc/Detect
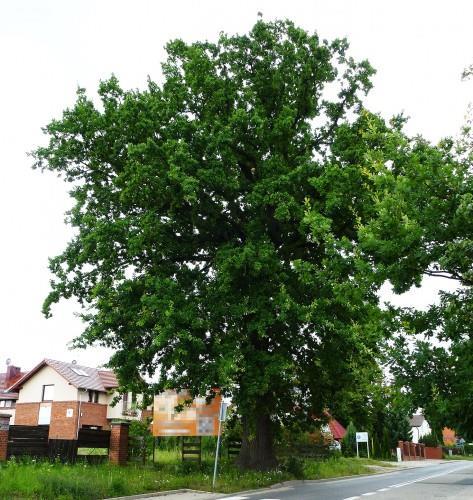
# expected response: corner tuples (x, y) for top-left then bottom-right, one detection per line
(444, 455), (473, 460)
(0, 454), (394, 500)
(76, 448), (108, 456)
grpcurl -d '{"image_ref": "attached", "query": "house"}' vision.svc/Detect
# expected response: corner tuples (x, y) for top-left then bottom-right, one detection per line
(328, 418), (347, 441)
(317, 415), (346, 446)
(6, 359), (145, 441)
(409, 414), (431, 443)
(0, 361), (27, 424)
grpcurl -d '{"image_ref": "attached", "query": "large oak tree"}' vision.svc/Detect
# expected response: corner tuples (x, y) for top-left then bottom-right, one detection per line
(35, 20), (424, 468)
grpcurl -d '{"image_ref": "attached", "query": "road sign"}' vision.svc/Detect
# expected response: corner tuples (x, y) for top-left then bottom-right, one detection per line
(356, 432), (369, 443)
(356, 432), (370, 458)
(219, 402), (228, 422)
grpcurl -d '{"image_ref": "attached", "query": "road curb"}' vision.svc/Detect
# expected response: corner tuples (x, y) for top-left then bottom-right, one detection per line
(104, 489), (215, 500)
(105, 462), (452, 499)
(215, 467), (403, 497)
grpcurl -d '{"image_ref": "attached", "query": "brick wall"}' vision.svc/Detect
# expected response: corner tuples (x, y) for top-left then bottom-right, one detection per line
(49, 402), (79, 440)
(48, 401), (110, 440)
(80, 402), (109, 429)
(14, 403), (40, 425)
(0, 414), (11, 461)
(0, 430), (7, 461)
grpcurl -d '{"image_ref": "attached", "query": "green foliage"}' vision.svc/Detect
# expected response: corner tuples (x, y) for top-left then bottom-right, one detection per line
(280, 456), (305, 479)
(128, 418), (153, 463)
(355, 98), (473, 440)
(33, 18), (442, 467)
(0, 456), (391, 498)
(342, 421), (357, 457)
(419, 432), (440, 447)
(464, 444), (473, 455)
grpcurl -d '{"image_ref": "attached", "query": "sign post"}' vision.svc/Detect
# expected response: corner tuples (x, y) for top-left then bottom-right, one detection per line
(356, 432), (369, 458)
(212, 402), (228, 489)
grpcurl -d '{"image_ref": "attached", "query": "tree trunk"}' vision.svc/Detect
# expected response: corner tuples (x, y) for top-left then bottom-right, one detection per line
(237, 412), (278, 470)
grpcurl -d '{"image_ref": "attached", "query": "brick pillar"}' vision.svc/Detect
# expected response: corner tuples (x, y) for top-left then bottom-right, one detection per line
(109, 421), (129, 465)
(0, 414), (11, 462)
(420, 443), (425, 459)
(410, 441), (416, 460)
(404, 441), (411, 460)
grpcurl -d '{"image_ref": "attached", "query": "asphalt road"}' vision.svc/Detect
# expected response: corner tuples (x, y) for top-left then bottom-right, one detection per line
(216, 461), (473, 500)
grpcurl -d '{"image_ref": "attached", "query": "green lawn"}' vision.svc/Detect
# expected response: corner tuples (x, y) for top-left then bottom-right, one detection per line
(0, 455), (394, 500)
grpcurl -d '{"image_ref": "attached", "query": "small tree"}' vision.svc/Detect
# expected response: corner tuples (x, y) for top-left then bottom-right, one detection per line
(129, 418), (153, 464)
(342, 421), (357, 457)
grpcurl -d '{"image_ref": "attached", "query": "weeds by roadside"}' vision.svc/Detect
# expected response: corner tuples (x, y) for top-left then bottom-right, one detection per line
(0, 455), (394, 499)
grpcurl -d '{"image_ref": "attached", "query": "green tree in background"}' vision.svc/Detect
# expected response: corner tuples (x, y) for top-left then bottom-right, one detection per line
(358, 83), (473, 440)
(34, 20), (440, 469)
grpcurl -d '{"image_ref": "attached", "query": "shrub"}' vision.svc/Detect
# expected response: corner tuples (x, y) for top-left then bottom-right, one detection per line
(419, 433), (440, 447)
(464, 444), (473, 455)
(342, 422), (357, 457)
(129, 418), (153, 463)
(280, 456), (305, 479)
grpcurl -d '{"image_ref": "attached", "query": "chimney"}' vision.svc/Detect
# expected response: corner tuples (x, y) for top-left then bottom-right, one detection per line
(5, 365), (22, 387)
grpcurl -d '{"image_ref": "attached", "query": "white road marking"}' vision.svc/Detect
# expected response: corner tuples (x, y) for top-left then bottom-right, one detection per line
(387, 463), (472, 490)
(221, 497), (249, 500)
(343, 463), (473, 499)
(389, 481), (411, 488)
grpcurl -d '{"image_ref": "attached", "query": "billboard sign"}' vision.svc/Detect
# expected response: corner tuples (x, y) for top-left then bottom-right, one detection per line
(356, 432), (369, 443)
(153, 390), (222, 437)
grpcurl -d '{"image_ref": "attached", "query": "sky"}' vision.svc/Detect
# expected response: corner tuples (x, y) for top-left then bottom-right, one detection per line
(0, 0), (471, 372)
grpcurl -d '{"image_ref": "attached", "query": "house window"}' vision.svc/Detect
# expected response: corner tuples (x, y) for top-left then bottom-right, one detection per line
(5, 400), (13, 408)
(122, 392), (128, 412)
(0, 400), (4, 407)
(88, 390), (99, 403)
(42, 384), (55, 401)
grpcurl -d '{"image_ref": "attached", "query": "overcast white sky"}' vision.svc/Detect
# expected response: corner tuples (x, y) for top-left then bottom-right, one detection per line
(1, 0), (471, 372)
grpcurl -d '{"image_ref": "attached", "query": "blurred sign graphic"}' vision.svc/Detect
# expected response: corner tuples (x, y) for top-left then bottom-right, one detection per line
(152, 390), (222, 437)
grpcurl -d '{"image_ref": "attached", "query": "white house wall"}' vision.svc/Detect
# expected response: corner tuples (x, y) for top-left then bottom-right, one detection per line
(16, 366), (78, 403)
(106, 391), (142, 420)
(411, 419), (432, 443)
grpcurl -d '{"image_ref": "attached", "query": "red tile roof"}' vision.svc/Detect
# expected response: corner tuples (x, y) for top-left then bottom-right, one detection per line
(328, 418), (347, 440)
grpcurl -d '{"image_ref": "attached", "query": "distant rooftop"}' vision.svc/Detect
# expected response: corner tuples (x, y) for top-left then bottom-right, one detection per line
(409, 414), (426, 427)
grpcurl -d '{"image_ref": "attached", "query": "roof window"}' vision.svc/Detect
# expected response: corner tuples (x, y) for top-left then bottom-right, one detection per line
(70, 367), (89, 376)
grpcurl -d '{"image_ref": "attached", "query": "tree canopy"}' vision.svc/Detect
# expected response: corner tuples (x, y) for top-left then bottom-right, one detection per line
(34, 19), (444, 468)
(359, 98), (473, 440)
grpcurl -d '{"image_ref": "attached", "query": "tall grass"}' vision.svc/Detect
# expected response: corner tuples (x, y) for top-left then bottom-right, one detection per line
(0, 455), (392, 499)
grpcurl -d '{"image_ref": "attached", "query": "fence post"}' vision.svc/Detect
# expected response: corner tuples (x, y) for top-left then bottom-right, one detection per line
(398, 440), (404, 461)
(109, 420), (130, 465)
(0, 414), (11, 461)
